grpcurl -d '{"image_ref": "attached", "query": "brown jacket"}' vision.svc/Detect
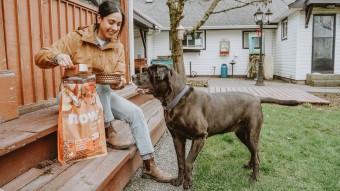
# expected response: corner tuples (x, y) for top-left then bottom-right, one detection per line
(35, 25), (126, 77)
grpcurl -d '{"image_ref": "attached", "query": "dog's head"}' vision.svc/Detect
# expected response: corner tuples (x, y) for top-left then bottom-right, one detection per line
(132, 63), (177, 97)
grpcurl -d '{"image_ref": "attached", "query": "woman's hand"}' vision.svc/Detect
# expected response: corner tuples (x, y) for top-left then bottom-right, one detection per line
(109, 76), (126, 90)
(55, 53), (74, 68)
(136, 88), (150, 94)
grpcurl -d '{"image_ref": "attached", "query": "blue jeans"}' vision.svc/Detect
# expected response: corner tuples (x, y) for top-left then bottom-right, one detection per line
(96, 85), (154, 156)
(57, 84), (154, 156)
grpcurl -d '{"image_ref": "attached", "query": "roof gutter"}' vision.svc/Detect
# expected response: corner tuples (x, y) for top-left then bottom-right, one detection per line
(270, 5), (302, 23)
(199, 25), (278, 30)
(287, 0), (340, 28)
(290, 0), (340, 8)
(153, 24), (277, 31)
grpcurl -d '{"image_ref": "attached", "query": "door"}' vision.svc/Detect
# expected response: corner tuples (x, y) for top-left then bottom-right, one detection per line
(312, 15), (335, 74)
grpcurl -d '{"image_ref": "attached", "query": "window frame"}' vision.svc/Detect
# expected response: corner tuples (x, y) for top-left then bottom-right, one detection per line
(169, 30), (207, 52)
(169, 30), (206, 50)
(281, 19), (288, 40)
(183, 30), (206, 50)
(242, 30), (260, 49)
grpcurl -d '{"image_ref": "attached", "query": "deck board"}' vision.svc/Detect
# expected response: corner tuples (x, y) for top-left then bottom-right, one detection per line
(209, 86), (329, 104)
(5, 98), (165, 191)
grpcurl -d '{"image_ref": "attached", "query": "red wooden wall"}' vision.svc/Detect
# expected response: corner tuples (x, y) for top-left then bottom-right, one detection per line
(0, 0), (130, 109)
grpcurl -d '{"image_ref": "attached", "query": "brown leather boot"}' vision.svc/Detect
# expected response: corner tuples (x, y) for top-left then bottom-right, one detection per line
(106, 126), (132, 150)
(142, 158), (173, 183)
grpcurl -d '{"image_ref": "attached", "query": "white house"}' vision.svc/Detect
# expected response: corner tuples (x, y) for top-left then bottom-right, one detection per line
(133, 0), (340, 84)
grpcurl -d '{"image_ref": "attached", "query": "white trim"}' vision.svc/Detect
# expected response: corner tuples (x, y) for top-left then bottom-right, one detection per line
(156, 25), (278, 31)
(129, 0), (135, 76)
(271, 7), (301, 23)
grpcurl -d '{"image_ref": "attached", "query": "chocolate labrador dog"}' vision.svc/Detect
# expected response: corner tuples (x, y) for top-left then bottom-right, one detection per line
(132, 64), (299, 189)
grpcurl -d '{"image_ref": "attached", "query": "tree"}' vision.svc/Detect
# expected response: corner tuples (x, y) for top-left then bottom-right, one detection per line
(166, 0), (272, 81)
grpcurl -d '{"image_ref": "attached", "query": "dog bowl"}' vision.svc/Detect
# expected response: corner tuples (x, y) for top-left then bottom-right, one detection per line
(95, 73), (121, 85)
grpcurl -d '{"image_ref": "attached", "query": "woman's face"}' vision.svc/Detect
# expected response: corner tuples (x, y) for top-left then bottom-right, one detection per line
(97, 12), (122, 40)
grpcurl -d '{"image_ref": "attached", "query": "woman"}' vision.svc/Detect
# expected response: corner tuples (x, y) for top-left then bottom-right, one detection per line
(35, 1), (172, 183)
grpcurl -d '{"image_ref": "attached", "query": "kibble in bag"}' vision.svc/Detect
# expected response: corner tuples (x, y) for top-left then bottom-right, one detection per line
(58, 74), (107, 164)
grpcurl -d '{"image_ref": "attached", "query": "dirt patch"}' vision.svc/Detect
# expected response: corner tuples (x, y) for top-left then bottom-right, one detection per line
(187, 80), (208, 87)
(311, 92), (340, 108)
(36, 160), (54, 169)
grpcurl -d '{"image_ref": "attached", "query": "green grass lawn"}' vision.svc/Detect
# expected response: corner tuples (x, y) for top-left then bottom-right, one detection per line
(192, 104), (340, 191)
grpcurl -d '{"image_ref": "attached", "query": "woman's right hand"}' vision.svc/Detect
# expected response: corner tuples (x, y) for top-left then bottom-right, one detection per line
(55, 53), (74, 68)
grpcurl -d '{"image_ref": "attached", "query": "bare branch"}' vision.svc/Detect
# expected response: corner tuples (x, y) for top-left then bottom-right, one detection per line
(185, 0), (270, 35)
(212, 0), (267, 14)
(185, 0), (221, 36)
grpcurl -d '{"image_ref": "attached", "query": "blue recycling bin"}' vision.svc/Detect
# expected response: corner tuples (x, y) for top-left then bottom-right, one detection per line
(221, 63), (228, 78)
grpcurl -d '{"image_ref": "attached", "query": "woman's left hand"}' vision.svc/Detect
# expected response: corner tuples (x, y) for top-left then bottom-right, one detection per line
(109, 75), (126, 90)
(136, 88), (150, 94)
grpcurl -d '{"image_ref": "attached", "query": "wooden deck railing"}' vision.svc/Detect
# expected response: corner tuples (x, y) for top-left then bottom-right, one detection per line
(1, 0), (97, 107)
(0, 0), (130, 110)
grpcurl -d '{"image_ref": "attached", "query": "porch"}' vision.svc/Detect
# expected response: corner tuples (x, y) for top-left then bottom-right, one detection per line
(0, 85), (167, 191)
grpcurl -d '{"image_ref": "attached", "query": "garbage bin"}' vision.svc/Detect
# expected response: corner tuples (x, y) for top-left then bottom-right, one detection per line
(221, 63), (228, 78)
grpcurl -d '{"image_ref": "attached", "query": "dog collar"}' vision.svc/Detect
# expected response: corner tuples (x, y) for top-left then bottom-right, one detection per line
(164, 85), (189, 110)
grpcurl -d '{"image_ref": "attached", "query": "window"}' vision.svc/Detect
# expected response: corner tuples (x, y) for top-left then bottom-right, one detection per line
(182, 31), (205, 49)
(243, 31), (259, 49)
(312, 15), (335, 73)
(281, 19), (288, 40)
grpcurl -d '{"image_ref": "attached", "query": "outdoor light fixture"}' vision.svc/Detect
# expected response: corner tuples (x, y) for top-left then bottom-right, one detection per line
(254, 7), (272, 86)
(254, 8), (264, 24)
(264, 9), (273, 24)
(176, 24), (185, 40)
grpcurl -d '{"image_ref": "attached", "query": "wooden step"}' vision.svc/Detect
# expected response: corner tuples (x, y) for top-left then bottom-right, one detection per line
(1, 98), (165, 191)
(0, 84), (154, 187)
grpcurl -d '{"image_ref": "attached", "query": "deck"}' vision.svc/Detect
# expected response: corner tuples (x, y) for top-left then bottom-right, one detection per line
(209, 86), (329, 105)
(0, 85), (167, 191)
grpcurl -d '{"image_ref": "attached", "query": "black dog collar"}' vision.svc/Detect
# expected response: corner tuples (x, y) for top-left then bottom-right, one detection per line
(164, 85), (189, 110)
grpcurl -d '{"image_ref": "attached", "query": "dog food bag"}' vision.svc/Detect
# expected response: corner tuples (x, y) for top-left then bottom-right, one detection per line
(58, 74), (107, 164)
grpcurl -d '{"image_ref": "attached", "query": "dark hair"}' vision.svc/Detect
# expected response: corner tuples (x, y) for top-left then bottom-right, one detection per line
(97, 1), (125, 35)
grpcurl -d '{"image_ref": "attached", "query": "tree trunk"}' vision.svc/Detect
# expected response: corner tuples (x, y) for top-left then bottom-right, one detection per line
(170, 32), (186, 81)
(167, 0), (186, 81)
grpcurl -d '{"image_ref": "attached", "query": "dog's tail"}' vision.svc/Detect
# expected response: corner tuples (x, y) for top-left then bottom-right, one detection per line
(260, 97), (300, 106)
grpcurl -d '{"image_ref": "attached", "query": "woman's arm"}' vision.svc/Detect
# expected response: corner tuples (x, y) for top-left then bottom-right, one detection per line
(35, 31), (81, 69)
(110, 43), (127, 90)
(113, 43), (126, 76)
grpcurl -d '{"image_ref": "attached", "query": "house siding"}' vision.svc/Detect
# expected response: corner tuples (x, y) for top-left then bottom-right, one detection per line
(336, 12), (340, 74)
(274, 8), (340, 81)
(134, 31), (162, 65)
(296, 10), (313, 80)
(146, 33), (155, 64)
(148, 31), (171, 61)
(144, 29), (275, 76)
(296, 8), (340, 80)
(274, 11), (298, 80)
(134, 35), (145, 58)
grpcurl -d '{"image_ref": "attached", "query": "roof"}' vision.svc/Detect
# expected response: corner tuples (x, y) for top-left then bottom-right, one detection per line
(133, 0), (298, 30)
(289, 0), (340, 8)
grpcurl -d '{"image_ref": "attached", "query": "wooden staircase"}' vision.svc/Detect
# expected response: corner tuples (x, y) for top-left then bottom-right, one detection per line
(0, 85), (167, 191)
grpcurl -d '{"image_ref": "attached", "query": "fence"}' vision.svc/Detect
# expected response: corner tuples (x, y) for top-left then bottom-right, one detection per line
(0, 0), (130, 110)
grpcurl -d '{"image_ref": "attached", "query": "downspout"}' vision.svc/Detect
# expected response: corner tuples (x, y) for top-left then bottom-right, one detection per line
(129, 0), (135, 76)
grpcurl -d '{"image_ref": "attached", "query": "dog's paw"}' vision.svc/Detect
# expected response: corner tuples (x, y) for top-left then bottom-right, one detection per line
(183, 180), (193, 190)
(170, 177), (183, 186)
(183, 176), (193, 190)
(250, 173), (259, 181)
